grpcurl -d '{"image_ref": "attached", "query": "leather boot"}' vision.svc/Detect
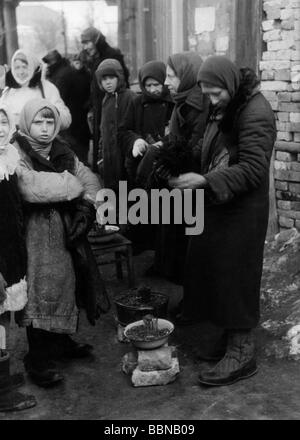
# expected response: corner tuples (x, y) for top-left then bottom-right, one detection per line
(198, 329), (258, 386)
(0, 350), (37, 412)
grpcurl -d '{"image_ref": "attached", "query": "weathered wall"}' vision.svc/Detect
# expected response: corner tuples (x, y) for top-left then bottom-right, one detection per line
(260, 0), (300, 230)
(186, 0), (236, 60)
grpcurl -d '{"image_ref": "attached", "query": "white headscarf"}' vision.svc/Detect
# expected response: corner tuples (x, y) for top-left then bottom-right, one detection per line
(11, 49), (41, 87)
(0, 105), (20, 180)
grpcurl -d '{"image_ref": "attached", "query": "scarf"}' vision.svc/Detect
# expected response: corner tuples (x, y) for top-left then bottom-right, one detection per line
(138, 61), (172, 103)
(0, 105), (20, 180)
(168, 52), (203, 106)
(11, 49), (41, 87)
(18, 98), (61, 158)
(197, 55), (240, 99)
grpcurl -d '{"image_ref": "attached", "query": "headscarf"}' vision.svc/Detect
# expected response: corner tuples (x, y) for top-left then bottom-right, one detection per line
(167, 51), (203, 105)
(81, 27), (102, 44)
(95, 58), (126, 92)
(197, 56), (240, 98)
(0, 105), (20, 179)
(138, 60), (170, 102)
(11, 49), (41, 87)
(19, 98), (61, 158)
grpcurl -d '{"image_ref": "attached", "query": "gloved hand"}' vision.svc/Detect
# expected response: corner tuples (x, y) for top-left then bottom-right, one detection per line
(67, 200), (96, 246)
(132, 139), (148, 158)
(0, 273), (7, 306)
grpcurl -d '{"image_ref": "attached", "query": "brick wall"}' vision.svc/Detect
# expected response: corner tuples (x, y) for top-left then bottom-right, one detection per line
(260, 0), (300, 230)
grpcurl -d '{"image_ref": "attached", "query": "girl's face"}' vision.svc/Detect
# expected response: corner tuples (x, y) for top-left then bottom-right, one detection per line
(165, 65), (181, 94)
(144, 77), (163, 96)
(0, 112), (10, 152)
(101, 75), (118, 94)
(29, 111), (55, 144)
(13, 59), (29, 83)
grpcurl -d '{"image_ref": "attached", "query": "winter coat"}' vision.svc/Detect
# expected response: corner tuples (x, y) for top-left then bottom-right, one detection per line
(0, 67), (72, 131)
(0, 173), (27, 315)
(14, 135), (101, 332)
(96, 59), (136, 192)
(154, 53), (210, 284)
(80, 35), (130, 169)
(46, 59), (91, 145)
(182, 82), (276, 328)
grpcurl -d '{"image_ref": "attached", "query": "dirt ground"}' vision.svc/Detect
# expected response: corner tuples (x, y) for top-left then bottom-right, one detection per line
(1, 230), (300, 421)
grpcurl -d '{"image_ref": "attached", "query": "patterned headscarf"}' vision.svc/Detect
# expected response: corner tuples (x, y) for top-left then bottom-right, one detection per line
(19, 98), (61, 157)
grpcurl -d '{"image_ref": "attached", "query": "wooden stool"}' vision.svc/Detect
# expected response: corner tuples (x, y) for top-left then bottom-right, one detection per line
(88, 233), (135, 288)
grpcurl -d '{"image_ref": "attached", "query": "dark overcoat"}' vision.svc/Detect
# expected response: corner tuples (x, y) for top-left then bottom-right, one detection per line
(182, 89), (276, 328)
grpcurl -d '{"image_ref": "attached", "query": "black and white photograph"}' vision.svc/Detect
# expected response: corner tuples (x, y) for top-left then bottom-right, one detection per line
(0, 0), (299, 423)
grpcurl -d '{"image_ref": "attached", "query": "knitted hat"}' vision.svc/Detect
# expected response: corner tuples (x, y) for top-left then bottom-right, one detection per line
(81, 27), (102, 44)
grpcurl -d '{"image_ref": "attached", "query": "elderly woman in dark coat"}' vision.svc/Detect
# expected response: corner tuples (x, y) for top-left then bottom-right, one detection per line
(169, 56), (276, 386)
(155, 51), (209, 284)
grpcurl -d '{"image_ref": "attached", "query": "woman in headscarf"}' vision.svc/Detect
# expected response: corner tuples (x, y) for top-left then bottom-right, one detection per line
(0, 49), (71, 130)
(153, 51), (209, 284)
(13, 98), (101, 388)
(0, 105), (37, 411)
(119, 60), (174, 256)
(169, 56), (276, 386)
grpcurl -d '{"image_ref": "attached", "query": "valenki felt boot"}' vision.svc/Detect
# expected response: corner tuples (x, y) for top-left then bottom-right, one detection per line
(0, 350), (37, 412)
(198, 329), (258, 386)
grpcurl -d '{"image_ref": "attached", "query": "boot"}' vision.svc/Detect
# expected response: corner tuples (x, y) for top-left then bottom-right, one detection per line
(25, 327), (64, 388)
(195, 331), (228, 362)
(198, 329), (258, 386)
(24, 353), (64, 388)
(0, 350), (37, 412)
(47, 334), (94, 361)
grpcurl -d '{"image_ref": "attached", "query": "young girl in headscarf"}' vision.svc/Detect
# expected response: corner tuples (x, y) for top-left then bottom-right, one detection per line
(13, 98), (101, 388)
(0, 49), (71, 130)
(169, 56), (276, 386)
(0, 105), (36, 411)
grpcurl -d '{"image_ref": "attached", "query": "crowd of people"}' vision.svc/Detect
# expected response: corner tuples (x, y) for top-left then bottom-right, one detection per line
(0, 25), (276, 412)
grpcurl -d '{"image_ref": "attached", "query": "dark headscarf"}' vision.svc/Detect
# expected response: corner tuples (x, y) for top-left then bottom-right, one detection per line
(197, 56), (240, 98)
(167, 51), (203, 106)
(138, 60), (170, 102)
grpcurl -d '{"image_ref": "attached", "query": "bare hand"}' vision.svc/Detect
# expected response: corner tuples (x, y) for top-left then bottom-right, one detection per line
(132, 139), (148, 158)
(168, 173), (207, 190)
(0, 273), (7, 305)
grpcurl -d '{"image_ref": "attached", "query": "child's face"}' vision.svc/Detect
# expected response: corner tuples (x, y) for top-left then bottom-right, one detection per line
(13, 59), (29, 83)
(101, 75), (118, 94)
(144, 77), (163, 96)
(30, 111), (55, 144)
(0, 112), (10, 152)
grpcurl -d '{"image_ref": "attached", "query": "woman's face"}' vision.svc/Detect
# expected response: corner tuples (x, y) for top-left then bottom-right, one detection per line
(201, 83), (231, 110)
(29, 111), (55, 144)
(0, 112), (10, 152)
(165, 65), (181, 94)
(13, 59), (29, 83)
(144, 77), (163, 96)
